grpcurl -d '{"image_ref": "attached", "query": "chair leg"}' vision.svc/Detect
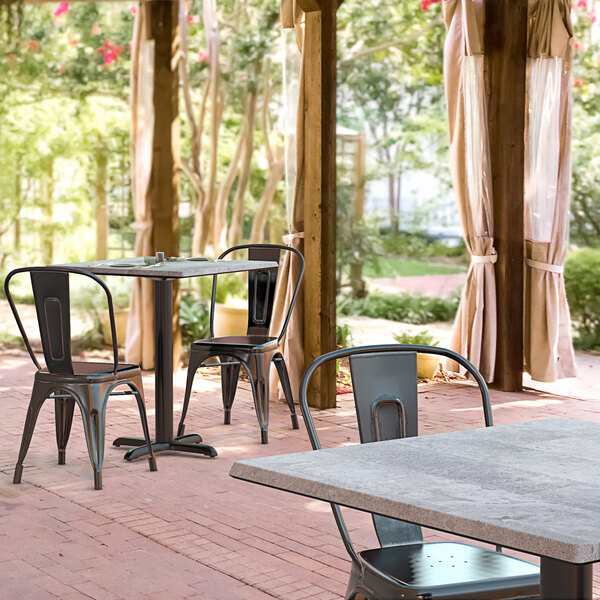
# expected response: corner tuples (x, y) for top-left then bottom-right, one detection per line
(220, 356), (241, 425)
(273, 355), (299, 430)
(177, 352), (203, 437)
(128, 381), (157, 472)
(248, 353), (270, 444)
(13, 382), (49, 484)
(78, 384), (108, 491)
(54, 393), (75, 465)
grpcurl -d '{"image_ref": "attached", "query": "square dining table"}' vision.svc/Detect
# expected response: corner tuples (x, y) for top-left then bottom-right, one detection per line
(57, 256), (277, 460)
(230, 418), (600, 599)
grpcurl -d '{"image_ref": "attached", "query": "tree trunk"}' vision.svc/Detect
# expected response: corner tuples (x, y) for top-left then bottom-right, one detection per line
(250, 154), (285, 243)
(388, 173), (398, 235)
(95, 146), (108, 260)
(42, 160), (54, 264)
(228, 89), (258, 247)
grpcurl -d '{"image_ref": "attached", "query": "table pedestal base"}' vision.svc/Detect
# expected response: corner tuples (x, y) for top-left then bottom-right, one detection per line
(113, 435), (218, 460)
(541, 557), (592, 600)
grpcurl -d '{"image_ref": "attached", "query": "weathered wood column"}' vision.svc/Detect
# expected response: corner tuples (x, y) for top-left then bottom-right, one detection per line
(148, 0), (181, 366)
(485, 0), (528, 391)
(300, 0), (337, 409)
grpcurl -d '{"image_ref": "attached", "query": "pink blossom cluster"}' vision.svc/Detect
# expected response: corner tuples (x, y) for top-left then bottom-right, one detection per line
(577, 0), (597, 24)
(53, 2), (69, 23)
(421, 0), (441, 11)
(96, 39), (125, 65)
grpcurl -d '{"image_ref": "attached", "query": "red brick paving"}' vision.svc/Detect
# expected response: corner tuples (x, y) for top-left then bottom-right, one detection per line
(0, 348), (598, 599)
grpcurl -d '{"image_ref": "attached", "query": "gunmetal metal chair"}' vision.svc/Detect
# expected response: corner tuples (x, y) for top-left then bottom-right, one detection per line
(177, 244), (304, 444)
(5, 267), (157, 490)
(300, 344), (540, 600)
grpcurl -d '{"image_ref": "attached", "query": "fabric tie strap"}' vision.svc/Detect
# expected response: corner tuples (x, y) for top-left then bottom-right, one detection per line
(525, 258), (564, 274)
(471, 252), (497, 264)
(283, 231), (305, 245)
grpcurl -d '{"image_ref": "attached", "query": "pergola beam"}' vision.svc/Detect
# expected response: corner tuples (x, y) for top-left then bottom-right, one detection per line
(485, 0), (528, 391)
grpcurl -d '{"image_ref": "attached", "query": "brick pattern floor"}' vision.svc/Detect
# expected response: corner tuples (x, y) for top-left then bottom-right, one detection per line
(0, 348), (599, 599)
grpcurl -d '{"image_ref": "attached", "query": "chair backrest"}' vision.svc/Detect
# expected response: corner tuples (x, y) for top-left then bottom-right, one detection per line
(4, 267), (119, 376)
(299, 344), (492, 565)
(211, 243), (305, 340)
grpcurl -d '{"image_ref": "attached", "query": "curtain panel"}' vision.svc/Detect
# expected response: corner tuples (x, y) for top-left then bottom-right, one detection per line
(125, 1), (156, 369)
(443, 0), (497, 382)
(523, 0), (576, 381)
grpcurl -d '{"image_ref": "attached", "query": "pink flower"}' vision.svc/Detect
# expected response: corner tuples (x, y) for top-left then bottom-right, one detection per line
(59, 65), (65, 72)
(591, 15), (597, 23)
(573, 78), (584, 87)
(27, 40), (39, 51)
(574, 39), (583, 51)
(130, 5), (137, 15)
(421, 0), (441, 10)
(53, 1), (69, 22)
(577, 0), (587, 8)
(92, 25), (101, 35)
(188, 14), (200, 23)
(198, 50), (209, 63)
(104, 50), (116, 64)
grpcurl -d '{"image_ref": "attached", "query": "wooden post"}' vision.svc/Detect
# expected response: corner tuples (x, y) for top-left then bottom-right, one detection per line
(148, 0), (181, 368)
(485, 0), (528, 391)
(302, 0), (337, 409)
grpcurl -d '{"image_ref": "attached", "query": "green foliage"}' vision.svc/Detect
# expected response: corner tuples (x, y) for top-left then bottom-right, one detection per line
(381, 232), (467, 260)
(393, 329), (439, 346)
(570, 7), (600, 245)
(338, 291), (459, 324)
(180, 293), (210, 346)
(565, 248), (600, 350)
(336, 322), (354, 349)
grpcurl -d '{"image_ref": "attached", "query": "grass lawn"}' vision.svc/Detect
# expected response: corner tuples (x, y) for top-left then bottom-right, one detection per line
(361, 257), (467, 278)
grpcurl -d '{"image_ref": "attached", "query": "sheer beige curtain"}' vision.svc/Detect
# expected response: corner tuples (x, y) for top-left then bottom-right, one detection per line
(125, 0), (155, 369)
(444, 0), (496, 382)
(524, 0), (576, 381)
(269, 0), (305, 401)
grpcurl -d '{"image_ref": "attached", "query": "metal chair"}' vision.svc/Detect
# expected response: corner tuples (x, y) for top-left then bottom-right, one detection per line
(177, 244), (304, 444)
(5, 267), (157, 490)
(300, 344), (540, 600)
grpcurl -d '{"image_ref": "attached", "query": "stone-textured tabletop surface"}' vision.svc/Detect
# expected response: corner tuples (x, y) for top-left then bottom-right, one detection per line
(56, 257), (278, 279)
(230, 418), (600, 563)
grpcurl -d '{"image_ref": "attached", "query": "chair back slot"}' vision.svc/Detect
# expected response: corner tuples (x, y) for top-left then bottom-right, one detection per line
(247, 246), (280, 335)
(349, 351), (423, 548)
(31, 271), (74, 374)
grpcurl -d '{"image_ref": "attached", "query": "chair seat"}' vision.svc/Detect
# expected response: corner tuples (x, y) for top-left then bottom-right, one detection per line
(360, 542), (539, 598)
(192, 335), (278, 349)
(37, 362), (140, 383)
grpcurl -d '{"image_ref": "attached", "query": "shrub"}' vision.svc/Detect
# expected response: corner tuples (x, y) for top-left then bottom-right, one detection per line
(393, 329), (439, 346)
(565, 248), (600, 350)
(336, 322), (354, 348)
(338, 291), (460, 324)
(180, 294), (210, 346)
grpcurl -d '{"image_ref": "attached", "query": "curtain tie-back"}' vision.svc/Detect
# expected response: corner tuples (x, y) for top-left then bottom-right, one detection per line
(525, 258), (564, 274)
(471, 252), (497, 264)
(283, 231), (305, 245)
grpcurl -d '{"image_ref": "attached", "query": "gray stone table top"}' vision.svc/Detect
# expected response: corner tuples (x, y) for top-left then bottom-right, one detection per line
(55, 257), (278, 279)
(230, 418), (600, 563)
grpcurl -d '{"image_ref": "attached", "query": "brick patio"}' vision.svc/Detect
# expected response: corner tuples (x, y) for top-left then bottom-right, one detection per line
(1, 348), (599, 599)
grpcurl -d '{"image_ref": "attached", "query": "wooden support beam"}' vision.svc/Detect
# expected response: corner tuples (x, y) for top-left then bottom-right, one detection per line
(297, 0), (322, 13)
(485, 0), (528, 391)
(148, 0), (181, 368)
(303, 0), (337, 409)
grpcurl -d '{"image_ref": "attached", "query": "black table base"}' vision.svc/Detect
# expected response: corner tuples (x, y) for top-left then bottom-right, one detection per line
(541, 557), (592, 600)
(114, 434), (218, 460)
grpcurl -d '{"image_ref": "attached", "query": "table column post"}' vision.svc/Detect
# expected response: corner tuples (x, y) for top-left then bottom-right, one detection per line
(154, 278), (174, 443)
